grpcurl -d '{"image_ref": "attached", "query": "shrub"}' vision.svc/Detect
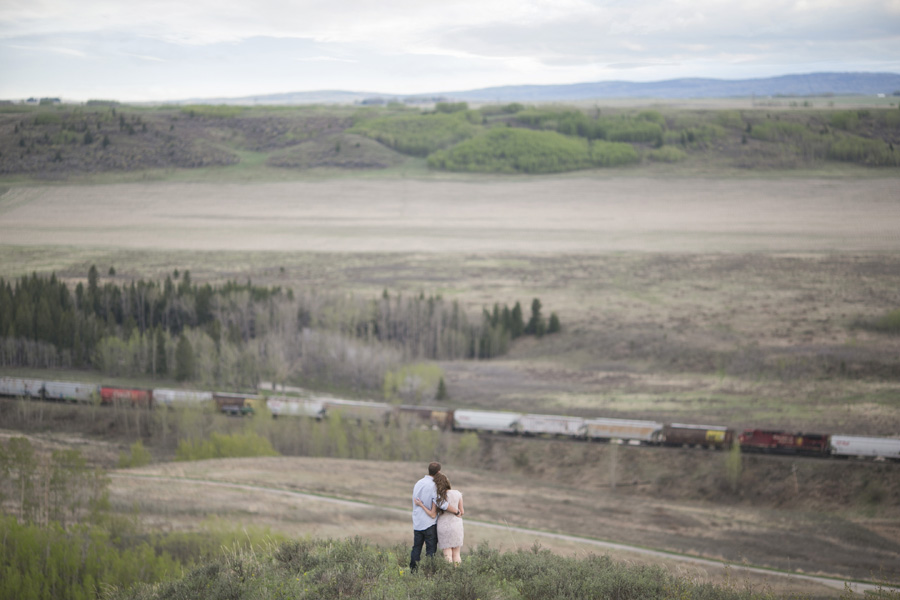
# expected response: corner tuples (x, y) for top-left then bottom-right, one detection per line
(117, 440), (152, 468)
(749, 121), (815, 143)
(428, 128), (638, 173)
(828, 135), (899, 166)
(607, 120), (664, 143)
(180, 105), (243, 119)
(350, 113), (479, 156)
(716, 110), (744, 129)
(435, 102), (468, 114)
(33, 112), (62, 125)
(829, 110), (860, 131)
(175, 431), (279, 461)
(646, 146), (688, 163)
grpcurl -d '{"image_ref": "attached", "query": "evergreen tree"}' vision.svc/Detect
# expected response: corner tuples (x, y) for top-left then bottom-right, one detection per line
(15, 302), (34, 339)
(525, 298), (544, 336)
(175, 334), (194, 381)
(155, 328), (167, 376)
(548, 312), (561, 334)
(436, 377), (448, 401)
(87, 265), (99, 313)
(35, 297), (54, 343)
(510, 302), (524, 338)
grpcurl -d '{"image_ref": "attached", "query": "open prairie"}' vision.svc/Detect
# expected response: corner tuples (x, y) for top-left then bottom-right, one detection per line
(1, 177), (899, 254)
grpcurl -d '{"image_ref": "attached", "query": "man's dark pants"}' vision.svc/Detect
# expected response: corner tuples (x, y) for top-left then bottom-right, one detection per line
(409, 524), (437, 570)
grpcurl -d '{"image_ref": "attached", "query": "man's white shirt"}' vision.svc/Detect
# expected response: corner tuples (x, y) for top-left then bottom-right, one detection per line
(412, 475), (449, 530)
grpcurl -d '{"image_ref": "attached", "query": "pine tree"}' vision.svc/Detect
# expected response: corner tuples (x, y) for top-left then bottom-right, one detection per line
(547, 312), (561, 334)
(436, 377), (448, 401)
(510, 302), (524, 338)
(525, 298), (543, 336)
(155, 328), (167, 376)
(175, 334), (194, 381)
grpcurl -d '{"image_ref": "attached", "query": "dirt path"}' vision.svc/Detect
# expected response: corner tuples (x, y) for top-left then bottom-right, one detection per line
(109, 472), (897, 596)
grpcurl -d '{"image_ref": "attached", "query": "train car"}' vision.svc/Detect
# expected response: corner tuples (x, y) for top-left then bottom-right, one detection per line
(42, 380), (99, 403)
(830, 435), (900, 461)
(0, 377), (44, 399)
(738, 429), (829, 456)
(453, 409), (522, 434)
(100, 386), (153, 408)
(662, 424), (734, 449)
(153, 388), (214, 408)
(267, 396), (326, 419)
(398, 405), (455, 430)
(518, 413), (585, 438)
(213, 392), (258, 416)
(583, 418), (663, 444)
(320, 397), (394, 423)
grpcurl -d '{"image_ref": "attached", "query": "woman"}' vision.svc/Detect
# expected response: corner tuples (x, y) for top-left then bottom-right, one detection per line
(414, 471), (464, 564)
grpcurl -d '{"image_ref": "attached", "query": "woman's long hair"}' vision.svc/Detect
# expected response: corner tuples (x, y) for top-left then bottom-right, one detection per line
(434, 472), (451, 504)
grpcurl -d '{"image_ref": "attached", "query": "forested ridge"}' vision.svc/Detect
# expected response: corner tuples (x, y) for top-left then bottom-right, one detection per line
(0, 268), (559, 395)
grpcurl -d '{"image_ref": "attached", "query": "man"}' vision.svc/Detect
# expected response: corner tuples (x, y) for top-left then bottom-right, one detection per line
(410, 461), (452, 570)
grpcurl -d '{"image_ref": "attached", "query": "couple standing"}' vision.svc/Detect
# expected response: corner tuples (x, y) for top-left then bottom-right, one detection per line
(410, 461), (465, 569)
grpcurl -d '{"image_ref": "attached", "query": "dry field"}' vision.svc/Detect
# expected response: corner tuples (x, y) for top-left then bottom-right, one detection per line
(2, 178), (899, 253)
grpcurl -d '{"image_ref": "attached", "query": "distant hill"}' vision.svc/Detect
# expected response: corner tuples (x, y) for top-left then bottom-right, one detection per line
(175, 72), (900, 105)
(445, 72), (900, 102)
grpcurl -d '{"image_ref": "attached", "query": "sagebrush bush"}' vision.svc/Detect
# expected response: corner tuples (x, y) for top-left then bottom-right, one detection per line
(112, 538), (786, 600)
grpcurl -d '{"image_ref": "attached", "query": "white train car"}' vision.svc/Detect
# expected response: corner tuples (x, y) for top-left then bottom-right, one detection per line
(518, 413), (585, 438)
(153, 388), (214, 408)
(42, 380), (99, 402)
(583, 418), (664, 444)
(453, 409), (523, 434)
(830, 435), (900, 461)
(267, 396), (326, 419)
(0, 377), (44, 398)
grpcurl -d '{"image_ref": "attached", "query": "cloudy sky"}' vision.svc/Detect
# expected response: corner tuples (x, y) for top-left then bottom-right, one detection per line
(2, 0), (899, 102)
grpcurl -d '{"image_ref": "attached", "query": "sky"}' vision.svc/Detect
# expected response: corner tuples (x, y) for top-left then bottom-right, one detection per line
(2, 0), (899, 102)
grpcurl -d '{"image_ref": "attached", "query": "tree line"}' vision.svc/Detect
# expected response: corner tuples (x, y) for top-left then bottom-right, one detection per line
(0, 268), (561, 394)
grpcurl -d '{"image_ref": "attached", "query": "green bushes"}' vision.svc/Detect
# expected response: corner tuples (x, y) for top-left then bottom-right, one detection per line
(646, 145), (688, 163)
(829, 110), (860, 131)
(606, 120), (664, 143)
(0, 516), (287, 600)
(590, 140), (641, 167)
(175, 431), (279, 461)
(180, 105), (243, 119)
(118, 440), (153, 468)
(33, 112), (62, 125)
(350, 113), (479, 156)
(427, 128), (638, 173)
(113, 538), (778, 600)
(827, 135), (899, 166)
(748, 121), (816, 143)
(0, 516), (182, 600)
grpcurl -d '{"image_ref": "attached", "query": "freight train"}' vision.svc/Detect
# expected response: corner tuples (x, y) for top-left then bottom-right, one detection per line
(2, 376), (898, 462)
